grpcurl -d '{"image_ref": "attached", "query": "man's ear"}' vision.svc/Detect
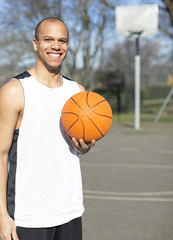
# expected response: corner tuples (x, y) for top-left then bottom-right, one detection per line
(32, 38), (38, 52)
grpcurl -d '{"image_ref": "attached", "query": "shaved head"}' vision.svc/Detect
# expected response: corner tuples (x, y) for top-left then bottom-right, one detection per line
(35, 17), (69, 41)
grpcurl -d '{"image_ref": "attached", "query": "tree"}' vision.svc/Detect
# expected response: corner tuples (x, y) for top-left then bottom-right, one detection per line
(63, 0), (113, 89)
(101, 0), (173, 39)
(1, 0), (172, 90)
(102, 37), (172, 111)
(0, 0), (114, 89)
(160, 0), (173, 38)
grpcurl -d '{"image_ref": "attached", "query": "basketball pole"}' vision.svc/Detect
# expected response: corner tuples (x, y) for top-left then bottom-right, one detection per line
(132, 32), (142, 130)
(116, 5), (158, 130)
(134, 35), (141, 130)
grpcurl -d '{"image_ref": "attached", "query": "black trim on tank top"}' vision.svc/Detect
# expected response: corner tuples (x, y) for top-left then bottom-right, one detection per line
(7, 129), (19, 219)
(14, 71), (31, 80)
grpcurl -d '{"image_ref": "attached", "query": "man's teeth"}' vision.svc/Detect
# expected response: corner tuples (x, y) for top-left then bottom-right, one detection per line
(49, 54), (60, 57)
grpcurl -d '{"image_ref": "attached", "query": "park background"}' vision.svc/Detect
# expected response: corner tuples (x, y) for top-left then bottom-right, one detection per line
(0, 0), (173, 125)
(0, 1), (173, 240)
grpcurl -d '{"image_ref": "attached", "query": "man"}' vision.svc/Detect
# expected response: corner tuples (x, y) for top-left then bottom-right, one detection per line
(0, 17), (95, 240)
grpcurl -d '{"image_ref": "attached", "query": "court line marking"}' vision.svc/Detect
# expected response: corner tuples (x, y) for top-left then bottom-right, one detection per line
(84, 189), (173, 196)
(84, 195), (173, 202)
(81, 162), (173, 170)
(84, 190), (173, 202)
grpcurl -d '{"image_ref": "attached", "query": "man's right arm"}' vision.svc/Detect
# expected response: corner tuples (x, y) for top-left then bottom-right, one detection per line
(0, 80), (23, 240)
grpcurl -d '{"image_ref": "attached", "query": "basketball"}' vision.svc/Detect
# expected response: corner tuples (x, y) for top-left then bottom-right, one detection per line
(61, 91), (113, 143)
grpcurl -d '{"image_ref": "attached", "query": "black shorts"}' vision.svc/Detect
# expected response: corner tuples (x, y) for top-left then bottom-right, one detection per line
(16, 217), (82, 240)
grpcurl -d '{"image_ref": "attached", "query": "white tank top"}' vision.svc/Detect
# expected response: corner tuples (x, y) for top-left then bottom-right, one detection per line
(14, 73), (84, 227)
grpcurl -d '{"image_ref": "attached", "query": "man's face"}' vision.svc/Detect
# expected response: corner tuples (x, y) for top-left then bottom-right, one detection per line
(33, 20), (69, 71)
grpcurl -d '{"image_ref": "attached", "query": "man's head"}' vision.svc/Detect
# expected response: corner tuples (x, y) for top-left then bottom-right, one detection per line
(34, 17), (69, 41)
(33, 17), (69, 72)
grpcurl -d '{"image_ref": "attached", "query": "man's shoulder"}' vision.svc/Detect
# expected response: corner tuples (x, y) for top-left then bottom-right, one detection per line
(0, 79), (24, 114)
(1, 70), (30, 92)
(0, 77), (23, 99)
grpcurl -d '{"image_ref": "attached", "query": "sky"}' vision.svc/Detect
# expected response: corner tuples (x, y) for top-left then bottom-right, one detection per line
(0, 0), (165, 6)
(0, 0), (172, 69)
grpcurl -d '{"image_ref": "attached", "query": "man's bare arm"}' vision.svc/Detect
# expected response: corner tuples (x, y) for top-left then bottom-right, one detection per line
(0, 79), (23, 240)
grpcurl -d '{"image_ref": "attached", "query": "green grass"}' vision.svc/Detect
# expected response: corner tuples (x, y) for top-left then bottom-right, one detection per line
(113, 98), (173, 124)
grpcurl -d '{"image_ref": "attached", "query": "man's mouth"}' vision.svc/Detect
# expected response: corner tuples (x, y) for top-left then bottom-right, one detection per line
(48, 53), (61, 59)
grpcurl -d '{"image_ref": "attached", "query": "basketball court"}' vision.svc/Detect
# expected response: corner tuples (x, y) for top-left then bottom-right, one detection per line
(0, 124), (172, 240)
(80, 123), (173, 240)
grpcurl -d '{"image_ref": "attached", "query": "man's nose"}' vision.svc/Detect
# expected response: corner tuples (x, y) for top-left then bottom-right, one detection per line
(51, 40), (60, 50)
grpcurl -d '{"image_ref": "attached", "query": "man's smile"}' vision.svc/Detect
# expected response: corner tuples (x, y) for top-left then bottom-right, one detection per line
(48, 53), (61, 59)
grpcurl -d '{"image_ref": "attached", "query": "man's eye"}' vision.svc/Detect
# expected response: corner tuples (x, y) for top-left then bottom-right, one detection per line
(44, 39), (52, 42)
(60, 39), (67, 43)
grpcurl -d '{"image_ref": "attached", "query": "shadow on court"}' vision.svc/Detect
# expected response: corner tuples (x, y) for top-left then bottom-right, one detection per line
(80, 123), (173, 240)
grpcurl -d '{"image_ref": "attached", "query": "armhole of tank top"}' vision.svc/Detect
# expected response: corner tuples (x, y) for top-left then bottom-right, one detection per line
(62, 76), (81, 92)
(14, 79), (25, 131)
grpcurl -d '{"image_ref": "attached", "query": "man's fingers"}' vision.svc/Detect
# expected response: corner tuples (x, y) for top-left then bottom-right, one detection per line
(88, 140), (96, 147)
(71, 137), (79, 147)
(67, 135), (95, 154)
(78, 139), (89, 149)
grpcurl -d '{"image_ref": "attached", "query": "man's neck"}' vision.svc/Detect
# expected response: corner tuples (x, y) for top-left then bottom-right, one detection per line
(28, 66), (63, 88)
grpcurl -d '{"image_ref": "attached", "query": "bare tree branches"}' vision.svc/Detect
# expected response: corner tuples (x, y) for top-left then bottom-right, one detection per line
(1, 0), (173, 89)
(162, 0), (173, 24)
(100, 0), (115, 9)
(159, 24), (173, 38)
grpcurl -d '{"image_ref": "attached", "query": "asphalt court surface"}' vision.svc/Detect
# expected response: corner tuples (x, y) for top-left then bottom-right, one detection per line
(0, 124), (172, 240)
(80, 123), (173, 240)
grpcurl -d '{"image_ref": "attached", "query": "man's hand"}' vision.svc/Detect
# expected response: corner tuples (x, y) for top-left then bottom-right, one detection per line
(0, 215), (19, 240)
(72, 138), (95, 155)
(67, 136), (95, 155)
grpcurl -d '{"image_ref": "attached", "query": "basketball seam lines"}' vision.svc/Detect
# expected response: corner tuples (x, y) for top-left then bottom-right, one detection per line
(85, 92), (111, 137)
(71, 97), (84, 111)
(62, 112), (86, 141)
(65, 93), (104, 140)
(62, 92), (112, 141)
(86, 114), (104, 137)
(86, 92), (112, 119)
(61, 112), (79, 117)
(85, 92), (105, 137)
(66, 118), (86, 141)
(90, 109), (112, 119)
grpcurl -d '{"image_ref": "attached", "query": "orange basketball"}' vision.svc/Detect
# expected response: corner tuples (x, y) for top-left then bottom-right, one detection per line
(61, 91), (113, 143)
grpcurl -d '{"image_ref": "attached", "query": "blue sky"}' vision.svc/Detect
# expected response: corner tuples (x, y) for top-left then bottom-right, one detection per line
(0, 0), (165, 6)
(0, 0), (171, 68)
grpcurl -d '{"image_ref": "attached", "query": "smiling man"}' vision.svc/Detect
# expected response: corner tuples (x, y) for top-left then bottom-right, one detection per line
(33, 18), (69, 77)
(0, 17), (95, 240)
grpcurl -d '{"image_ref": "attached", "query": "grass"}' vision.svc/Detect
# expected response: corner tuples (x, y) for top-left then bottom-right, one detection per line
(113, 98), (173, 125)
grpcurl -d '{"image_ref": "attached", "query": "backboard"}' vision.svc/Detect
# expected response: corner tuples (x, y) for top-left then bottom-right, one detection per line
(116, 4), (158, 37)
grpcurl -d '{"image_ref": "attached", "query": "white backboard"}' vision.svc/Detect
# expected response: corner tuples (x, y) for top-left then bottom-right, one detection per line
(116, 4), (158, 37)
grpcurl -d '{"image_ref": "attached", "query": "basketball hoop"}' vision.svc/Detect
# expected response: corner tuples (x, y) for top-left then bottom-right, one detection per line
(115, 4), (158, 130)
(116, 4), (158, 37)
